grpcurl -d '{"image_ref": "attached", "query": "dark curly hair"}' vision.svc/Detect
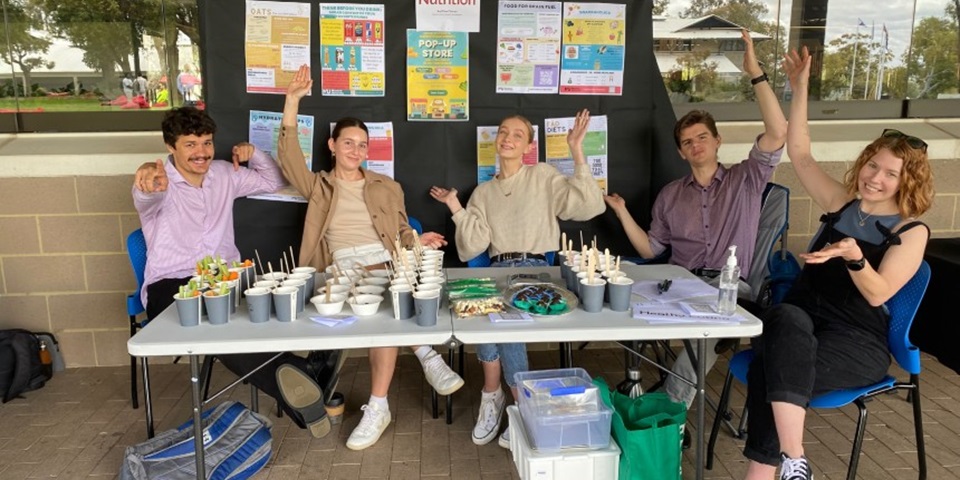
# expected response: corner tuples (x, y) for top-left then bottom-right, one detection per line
(161, 107), (217, 147)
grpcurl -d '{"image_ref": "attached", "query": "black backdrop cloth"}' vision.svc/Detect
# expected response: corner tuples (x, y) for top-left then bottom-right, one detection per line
(911, 238), (960, 374)
(198, 0), (686, 268)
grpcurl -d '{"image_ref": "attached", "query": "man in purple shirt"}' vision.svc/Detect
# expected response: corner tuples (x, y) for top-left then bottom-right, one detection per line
(605, 31), (786, 416)
(133, 107), (341, 439)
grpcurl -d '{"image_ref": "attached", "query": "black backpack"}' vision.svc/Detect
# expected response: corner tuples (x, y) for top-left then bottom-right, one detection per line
(0, 329), (52, 403)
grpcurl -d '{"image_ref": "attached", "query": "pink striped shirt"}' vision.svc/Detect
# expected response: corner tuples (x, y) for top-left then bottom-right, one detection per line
(133, 149), (285, 305)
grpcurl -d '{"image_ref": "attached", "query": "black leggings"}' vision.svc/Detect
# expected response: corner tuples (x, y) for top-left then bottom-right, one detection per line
(743, 303), (890, 466)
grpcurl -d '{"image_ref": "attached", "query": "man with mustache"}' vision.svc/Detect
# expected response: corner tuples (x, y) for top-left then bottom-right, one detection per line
(132, 107), (343, 439)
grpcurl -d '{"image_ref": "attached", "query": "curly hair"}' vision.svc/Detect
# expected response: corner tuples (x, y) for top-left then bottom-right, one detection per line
(843, 135), (934, 218)
(674, 110), (719, 148)
(499, 115), (535, 143)
(161, 107), (216, 147)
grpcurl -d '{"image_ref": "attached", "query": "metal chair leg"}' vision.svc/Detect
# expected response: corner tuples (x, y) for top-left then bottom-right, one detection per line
(910, 376), (927, 480)
(845, 398), (870, 480)
(130, 315), (139, 409)
(141, 357), (154, 438)
(707, 367), (736, 470)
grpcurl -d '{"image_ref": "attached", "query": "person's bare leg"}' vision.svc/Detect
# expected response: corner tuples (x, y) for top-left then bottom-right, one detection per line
(369, 347), (398, 397)
(772, 401), (806, 458)
(744, 460), (776, 480)
(482, 359), (502, 393)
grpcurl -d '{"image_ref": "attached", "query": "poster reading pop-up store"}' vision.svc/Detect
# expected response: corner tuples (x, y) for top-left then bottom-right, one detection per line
(319, 3), (385, 96)
(245, 1), (311, 94)
(559, 2), (625, 95)
(406, 30), (469, 121)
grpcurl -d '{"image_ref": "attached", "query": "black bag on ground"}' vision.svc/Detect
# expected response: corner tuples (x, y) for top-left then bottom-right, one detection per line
(0, 329), (52, 403)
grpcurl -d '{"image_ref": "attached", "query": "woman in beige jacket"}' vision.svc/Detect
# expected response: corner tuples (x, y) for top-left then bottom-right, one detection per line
(278, 65), (462, 451)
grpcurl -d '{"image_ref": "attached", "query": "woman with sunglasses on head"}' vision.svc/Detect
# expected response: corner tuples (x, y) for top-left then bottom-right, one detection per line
(742, 48), (934, 480)
(278, 65), (464, 452)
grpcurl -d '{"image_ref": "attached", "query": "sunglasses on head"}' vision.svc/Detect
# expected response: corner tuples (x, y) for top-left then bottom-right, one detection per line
(881, 129), (928, 152)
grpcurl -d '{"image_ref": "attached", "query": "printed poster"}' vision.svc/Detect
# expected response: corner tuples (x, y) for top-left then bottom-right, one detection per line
(330, 121), (396, 178)
(559, 2), (625, 95)
(245, 1), (311, 94)
(477, 125), (540, 183)
(544, 114), (607, 192)
(406, 30), (469, 121)
(416, 0), (480, 32)
(247, 110), (314, 202)
(319, 3), (386, 96)
(496, 1), (562, 94)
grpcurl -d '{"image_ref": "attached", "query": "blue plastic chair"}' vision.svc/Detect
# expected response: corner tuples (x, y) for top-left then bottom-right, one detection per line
(126, 229), (148, 410)
(707, 261), (931, 479)
(408, 216), (423, 235)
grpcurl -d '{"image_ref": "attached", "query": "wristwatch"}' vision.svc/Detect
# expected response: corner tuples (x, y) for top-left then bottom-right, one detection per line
(846, 257), (866, 271)
(750, 73), (769, 85)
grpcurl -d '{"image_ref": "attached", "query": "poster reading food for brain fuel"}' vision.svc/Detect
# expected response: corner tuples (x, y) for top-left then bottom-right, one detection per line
(319, 3), (385, 96)
(496, 1), (562, 94)
(544, 114), (608, 192)
(245, 1), (311, 94)
(477, 126), (540, 183)
(406, 30), (469, 121)
(559, 2), (625, 95)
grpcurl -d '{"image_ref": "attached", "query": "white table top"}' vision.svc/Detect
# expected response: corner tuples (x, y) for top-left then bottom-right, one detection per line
(447, 265), (763, 344)
(128, 296), (454, 357)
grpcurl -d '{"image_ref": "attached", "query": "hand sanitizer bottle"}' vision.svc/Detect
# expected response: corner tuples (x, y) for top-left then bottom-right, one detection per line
(718, 246), (739, 316)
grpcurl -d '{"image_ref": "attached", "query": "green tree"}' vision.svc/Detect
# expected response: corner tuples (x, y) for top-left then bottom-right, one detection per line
(0, 1), (53, 93)
(653, 0), (669, 16)
(821, 32), (893, 100)
(904, 16), (958, 98)
(944, 0), (959, 91)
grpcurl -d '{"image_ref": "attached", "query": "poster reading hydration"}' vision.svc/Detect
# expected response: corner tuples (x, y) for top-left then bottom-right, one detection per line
(247, 110), (314, 202)
(544, 114), (608, 192)
(319, 3), (386, 96)
(245, 1), (311, 94)
(559, 2), (625, 95)
(477, 125), (540, 183)
(496, 1), (562, 94)
(406, 30), (469, 121)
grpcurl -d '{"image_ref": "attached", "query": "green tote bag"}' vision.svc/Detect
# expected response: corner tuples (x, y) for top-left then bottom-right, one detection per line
(595, 377), (686, 480)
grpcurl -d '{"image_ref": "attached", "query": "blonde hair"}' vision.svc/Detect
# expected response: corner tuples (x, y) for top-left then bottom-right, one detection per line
(499, 115), (535, 143)
(843, 135), (934, 218)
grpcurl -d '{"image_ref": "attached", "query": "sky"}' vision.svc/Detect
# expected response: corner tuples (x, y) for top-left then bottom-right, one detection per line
(662, 0), (951, 64)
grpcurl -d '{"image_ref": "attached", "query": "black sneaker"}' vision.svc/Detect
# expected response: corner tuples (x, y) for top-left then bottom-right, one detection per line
(779, 453), (813, 480)
(682, 429), (691, 450)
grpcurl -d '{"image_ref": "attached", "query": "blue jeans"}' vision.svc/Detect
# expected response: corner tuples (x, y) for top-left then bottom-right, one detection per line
(477, 257), (549, 387)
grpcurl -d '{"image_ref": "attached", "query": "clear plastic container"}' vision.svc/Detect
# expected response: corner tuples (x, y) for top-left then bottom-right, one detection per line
(514, 368), (613, 451)
(507, 406), (620, 480)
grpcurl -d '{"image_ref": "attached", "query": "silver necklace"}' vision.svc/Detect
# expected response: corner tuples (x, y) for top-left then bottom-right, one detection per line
(857, 206), (872, 226)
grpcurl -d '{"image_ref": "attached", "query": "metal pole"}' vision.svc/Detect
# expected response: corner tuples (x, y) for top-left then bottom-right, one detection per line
(848, 24), (860, 100)
(190, 355), (206, 479)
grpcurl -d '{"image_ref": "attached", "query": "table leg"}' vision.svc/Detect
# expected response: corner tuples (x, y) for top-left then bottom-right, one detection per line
(190, 355), (206, 479)
(141, 358), (154, 438)
(696, 339), (706, 480)
(446, 347), (454, 425)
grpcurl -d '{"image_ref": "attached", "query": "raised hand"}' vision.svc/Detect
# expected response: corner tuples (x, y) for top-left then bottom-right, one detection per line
(134, 158), (168, 193)
(286, 64), (313, 100)
(566, 109), (591, 151)
(741, 29), (763, 78)
(420, 232), (448, 249)
(232, 142), (256, 170)
(783, 46), (811, 90)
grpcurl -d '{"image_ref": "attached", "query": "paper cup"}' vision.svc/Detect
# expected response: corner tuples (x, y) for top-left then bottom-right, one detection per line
(413, 290), (440, 327)
(173, 294), (201, 327)
(607, 276), (635, 312)
(272, 286), (299, 322)
(260, 272), (288, 282)
(289, 271), (315, 302)
(389, 284), (415, 320)
(281, 279), (307, 315)
(203, 292), (231, 325)
(245, 287), (272, 323)
(416, 283), (442, 295)
(579, 278), (607, 313)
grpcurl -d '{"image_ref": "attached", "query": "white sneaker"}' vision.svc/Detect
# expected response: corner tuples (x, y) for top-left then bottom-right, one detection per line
(498, 426), (511, 449)
(472, 390), (505, 445)
(346, 402), (391, 451)
(420, 350), (465, 395)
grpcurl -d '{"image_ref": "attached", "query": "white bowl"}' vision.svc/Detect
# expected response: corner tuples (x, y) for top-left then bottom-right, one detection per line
(367, 269), (392, 278)
(355, 285), (386, 296)
(310, 293), (347, 315)
(347, 294), (384, 316)
(317, 284), (351, 296)
(359, 277), (390, 287)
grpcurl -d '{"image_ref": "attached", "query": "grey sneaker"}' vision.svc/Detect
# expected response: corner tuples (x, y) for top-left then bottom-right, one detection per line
(779, 453), (813, 480)
(472, 390), (505, 445)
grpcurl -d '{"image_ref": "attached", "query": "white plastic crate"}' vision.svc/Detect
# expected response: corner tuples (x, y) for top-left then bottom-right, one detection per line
(507, 406), (620, 480)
